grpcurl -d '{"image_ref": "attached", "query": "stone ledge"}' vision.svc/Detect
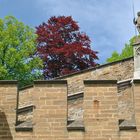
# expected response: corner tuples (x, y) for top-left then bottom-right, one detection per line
(117, 79), (132, 84)
(17, 104), (35, 114)
(84, 80), (117, 85)
(15, 121), (33, 132)
(15, 127), (33, 132)
(117, 79), (132, 92)
(119, 119), (137, 131)
(0, 80), (18, 84)
(132, 42), (140, 46)
(34, 80), (67, 84)
(67, 120), (85, 131)
(68, 92), (83, 100)
(133, 79), (140, 84)
(19, 85), (33, 91)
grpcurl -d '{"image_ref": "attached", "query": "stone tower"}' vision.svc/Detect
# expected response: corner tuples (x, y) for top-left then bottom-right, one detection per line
(133, 38), (140, 78)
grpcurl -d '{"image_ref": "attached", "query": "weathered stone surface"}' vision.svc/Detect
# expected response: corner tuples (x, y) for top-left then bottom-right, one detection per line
(3, 57), (140, 140)
(18, 86), (33, 108)
(68, 93), (83, 121)
(60, 57), (133, 95)
(0, 82), (17, 139)
(117, 80), (135, 120)
(61, 58), (134, 121)
(83, 80), (119, 139)
(133, 39), (140, 78)
(18, 112), (33, 122)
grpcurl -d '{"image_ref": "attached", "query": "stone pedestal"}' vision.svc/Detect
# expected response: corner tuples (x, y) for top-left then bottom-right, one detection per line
(133, 37), (140, 79)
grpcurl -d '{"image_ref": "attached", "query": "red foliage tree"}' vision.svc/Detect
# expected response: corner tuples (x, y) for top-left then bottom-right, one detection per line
(36, 16), (98, 78)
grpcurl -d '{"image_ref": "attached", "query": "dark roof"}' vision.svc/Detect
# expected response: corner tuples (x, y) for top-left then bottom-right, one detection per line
(56, 57), (133, 79)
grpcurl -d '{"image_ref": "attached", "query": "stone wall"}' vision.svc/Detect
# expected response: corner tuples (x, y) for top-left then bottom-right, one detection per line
(0, 57), (137, 139)
(59, 57), (134, 122)
(118, 80), (140, 140)
(1, 79), (140, 139)
(17, 57), (134, 126)
(117, 80), (135, 120)
(59, 57), (134, 95)
(15, 80), (67, 140)
(0, 81), (17, 140)
(83, 80), (119, 139)
(33, 80), (68, 140)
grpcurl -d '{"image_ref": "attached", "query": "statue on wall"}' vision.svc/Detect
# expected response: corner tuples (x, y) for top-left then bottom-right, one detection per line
(134, 11), (140, 34)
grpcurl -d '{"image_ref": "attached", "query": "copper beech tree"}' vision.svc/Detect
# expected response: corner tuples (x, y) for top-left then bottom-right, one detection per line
(36, 16), (98, 78)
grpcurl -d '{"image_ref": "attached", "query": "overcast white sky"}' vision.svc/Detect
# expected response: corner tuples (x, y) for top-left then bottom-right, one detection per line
(0, 0), (140, 63)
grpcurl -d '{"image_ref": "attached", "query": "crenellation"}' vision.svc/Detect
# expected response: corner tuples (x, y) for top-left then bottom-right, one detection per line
(1, 57), (140, 139)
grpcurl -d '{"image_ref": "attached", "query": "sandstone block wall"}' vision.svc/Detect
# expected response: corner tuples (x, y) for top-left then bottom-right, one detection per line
(0, 81), (17, 140)
(117, 80), (140, 140)
(118, 82), (133, 120)
(60, 58), (134, 121)
(0, 57), (137, 140)
(1, 79), (140, 139)
(83, 80), (119, 139)
(134, 80), (140, 132)
(60, 57), (133, 95)
(33, 80), (68, 140)
(16, 57), (134, 128)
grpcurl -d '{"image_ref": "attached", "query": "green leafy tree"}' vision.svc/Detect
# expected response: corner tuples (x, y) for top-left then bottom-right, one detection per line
(107, 51), (120, 62)
(106, 36), (137, 63)
(0, 16), (42, 87)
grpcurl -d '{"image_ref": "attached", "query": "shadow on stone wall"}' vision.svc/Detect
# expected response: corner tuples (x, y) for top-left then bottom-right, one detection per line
(0, 111), (13, 140)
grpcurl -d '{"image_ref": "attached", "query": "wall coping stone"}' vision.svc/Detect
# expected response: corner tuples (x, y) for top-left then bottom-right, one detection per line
(68, 92), (83, 100)
(67, 120), (85, 131)
(15, 126), (33, 132)
(19, 85), (33, 91)
(117, 79), (132, 84)
(84, 80), (117, 85)
(17, 104), (35, 114)
(15, 120), (33, 132)
(0, 80), (18, 84)
(34, 80), (67, 84)
(133, 79), (140, 83)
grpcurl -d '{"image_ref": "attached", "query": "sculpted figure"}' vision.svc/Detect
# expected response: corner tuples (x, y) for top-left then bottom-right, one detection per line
(134, 12), (140, 34)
